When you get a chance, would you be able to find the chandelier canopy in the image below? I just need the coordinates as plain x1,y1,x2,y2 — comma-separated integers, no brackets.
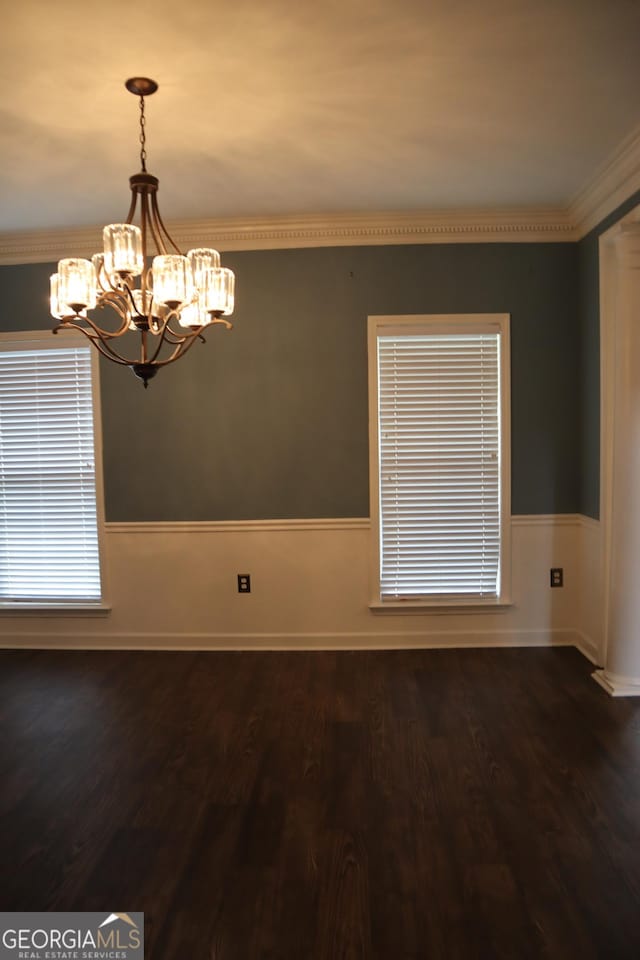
51,77,235,387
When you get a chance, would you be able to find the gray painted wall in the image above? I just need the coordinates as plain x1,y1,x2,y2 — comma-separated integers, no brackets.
0,242,579,520
578,188,640,519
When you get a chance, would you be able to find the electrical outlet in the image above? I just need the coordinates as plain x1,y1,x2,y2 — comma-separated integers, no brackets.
550,568,563,588
237,574,251,593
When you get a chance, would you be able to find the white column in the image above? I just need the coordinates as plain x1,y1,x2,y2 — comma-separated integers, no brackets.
594,223,640,696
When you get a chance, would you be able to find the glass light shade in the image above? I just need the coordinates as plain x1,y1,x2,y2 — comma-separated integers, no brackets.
152,255,192,307
201,266,235,316
50,273,87,319
178,301,211,328
50,273,64,319
103,224,143,277
187,247,221,289
50,273,67,319
57,258,96,311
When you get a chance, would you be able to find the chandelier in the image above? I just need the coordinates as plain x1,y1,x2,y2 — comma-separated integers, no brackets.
50,78,235,387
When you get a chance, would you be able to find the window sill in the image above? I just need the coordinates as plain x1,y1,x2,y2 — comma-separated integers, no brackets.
369,598,513,615
0,603,111,617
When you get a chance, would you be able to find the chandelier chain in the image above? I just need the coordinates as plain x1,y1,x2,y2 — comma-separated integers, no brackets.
138,96,147,172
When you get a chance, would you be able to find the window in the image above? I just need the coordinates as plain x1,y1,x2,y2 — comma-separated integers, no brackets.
0,332,105,608
368,314,511,607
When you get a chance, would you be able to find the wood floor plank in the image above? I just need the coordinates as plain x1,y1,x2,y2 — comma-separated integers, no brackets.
1,646,640,958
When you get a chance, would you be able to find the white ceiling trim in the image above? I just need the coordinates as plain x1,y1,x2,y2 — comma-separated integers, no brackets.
569,122,640,238
0,209,577,265
1,127,639,266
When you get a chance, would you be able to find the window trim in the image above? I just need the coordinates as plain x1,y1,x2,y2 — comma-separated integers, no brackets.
0,330,110,613
367,314,511,611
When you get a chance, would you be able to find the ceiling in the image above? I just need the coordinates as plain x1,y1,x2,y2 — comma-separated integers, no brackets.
1,0,639,234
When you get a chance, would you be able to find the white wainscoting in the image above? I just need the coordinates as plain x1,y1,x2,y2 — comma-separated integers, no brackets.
0,515,601,653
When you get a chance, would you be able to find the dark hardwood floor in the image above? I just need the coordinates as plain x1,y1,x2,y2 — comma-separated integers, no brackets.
1,646,639,958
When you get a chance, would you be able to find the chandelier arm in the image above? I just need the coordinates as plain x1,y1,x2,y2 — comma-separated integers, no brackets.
167,321,215,343
95,292,135,335
161,324,197,345
145,330,168,364
124,188,137,226
85,336,137,367
139,190,167,318
139,188,150,262
53,321,133,366
145,318,193,364
146,192,168,256
151,193,182,255
122,281,140,318
94,259,109,294
163,330,205,350
140,265,154,324
146,331,204,368
159,317,231,346
99,283,136,324
161,311,195,341
72,306,130,342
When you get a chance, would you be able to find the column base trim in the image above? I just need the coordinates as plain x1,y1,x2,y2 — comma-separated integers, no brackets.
592,668,640,697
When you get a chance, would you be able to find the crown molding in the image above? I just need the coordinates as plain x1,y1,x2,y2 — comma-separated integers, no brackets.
2,125,639,266
0,208,577,266
569,122,640,238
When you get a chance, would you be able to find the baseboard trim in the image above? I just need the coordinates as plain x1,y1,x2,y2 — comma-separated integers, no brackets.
574,632,602,666
592,668,640,697
0,628,582,652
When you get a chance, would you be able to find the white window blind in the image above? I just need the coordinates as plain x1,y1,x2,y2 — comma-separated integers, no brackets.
376,328,502,600
0,343,102,602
